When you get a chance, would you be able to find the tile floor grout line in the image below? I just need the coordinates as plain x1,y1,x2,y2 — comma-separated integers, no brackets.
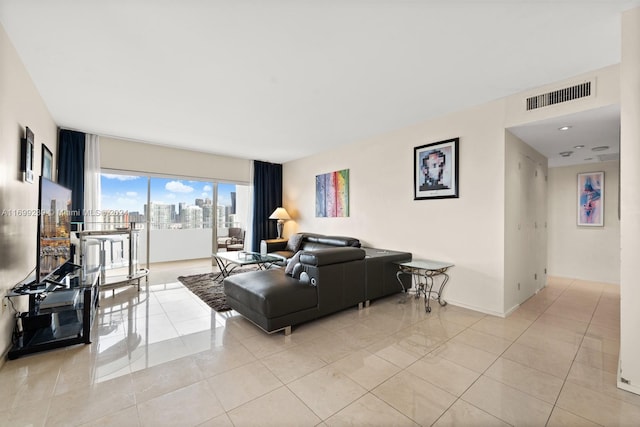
5,273,626,426
439,279,572,427
544,281,610,427
401,295,536,427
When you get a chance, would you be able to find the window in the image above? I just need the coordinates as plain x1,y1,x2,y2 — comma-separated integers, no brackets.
100,171,249,262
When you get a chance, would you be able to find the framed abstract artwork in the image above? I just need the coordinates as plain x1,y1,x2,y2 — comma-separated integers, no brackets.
316,169,349,217
414,137,459,200
577,171,604,227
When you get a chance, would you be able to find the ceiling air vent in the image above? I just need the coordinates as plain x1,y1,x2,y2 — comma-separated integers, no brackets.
526,81,592,111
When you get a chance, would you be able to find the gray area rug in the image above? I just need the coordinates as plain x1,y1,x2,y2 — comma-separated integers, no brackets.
178,267,255,312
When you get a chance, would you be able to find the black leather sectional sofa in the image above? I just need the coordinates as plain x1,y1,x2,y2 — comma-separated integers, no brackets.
260,233,362,265
223,233,411,334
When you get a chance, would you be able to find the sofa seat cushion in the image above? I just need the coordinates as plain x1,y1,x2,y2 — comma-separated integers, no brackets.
224,269,317,318
269,250,294,263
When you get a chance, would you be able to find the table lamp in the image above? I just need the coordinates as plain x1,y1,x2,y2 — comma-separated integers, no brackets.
269,207,291,239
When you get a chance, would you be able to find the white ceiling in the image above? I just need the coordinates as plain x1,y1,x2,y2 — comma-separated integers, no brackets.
0,1,636,165
508,105,621,168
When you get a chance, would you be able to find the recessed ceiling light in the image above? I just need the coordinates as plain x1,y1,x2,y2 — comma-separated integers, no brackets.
574,145,584,149
558,126,572,131
592,146,609,152
559,151,573,157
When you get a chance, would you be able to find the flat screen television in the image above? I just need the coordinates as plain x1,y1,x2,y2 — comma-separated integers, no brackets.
37,177,73,282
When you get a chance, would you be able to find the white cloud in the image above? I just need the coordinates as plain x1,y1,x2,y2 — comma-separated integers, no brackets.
116,197,138,206
126,191,138,197
166,194,176,200
102,173,140,181
165,181,194,193
203,184,212,192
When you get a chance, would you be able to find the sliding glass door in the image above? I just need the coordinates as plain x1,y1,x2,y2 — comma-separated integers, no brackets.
100,171,249,263
216,183,250,252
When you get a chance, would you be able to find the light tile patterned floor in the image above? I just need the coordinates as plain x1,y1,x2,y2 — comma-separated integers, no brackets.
1,259,635,426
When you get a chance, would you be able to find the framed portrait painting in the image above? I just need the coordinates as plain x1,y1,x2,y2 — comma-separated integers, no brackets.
414,137,459,200
577,171,604,226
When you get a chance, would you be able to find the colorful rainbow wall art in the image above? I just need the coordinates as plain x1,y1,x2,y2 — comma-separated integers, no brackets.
315,169,349,217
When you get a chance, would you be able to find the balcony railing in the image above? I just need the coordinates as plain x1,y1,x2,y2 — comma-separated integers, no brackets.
77,221,244,264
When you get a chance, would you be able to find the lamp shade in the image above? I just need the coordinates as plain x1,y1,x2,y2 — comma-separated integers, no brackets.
269,207,291,220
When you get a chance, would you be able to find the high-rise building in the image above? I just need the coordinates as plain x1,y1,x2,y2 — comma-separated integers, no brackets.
101,210,129,229
228,213,239,228
182,205,203,229
217,205,227,228
128,211,145,226
202,205,213,228
146,202,173,229
231,191,236,214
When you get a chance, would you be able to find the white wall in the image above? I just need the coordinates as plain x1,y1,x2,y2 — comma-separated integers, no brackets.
284,100,509,316
547,161,620,284
0,24,58,362
100,136,253,263
283,64,621,317
149,229,212,263
504,64,620,128
100,136,252,184
619,6,640,396
504,131,548,314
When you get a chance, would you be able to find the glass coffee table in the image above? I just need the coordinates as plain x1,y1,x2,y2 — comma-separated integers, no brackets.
212,251,281,280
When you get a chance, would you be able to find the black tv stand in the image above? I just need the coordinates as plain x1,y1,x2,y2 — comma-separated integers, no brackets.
5,262,100,359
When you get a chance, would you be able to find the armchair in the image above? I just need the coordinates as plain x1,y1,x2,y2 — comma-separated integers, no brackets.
226,227,245,251
218,227,245,251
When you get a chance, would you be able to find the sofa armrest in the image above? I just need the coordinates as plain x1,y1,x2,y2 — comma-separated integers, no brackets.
297,248,366,313
261,238,288,255
300,247,365,266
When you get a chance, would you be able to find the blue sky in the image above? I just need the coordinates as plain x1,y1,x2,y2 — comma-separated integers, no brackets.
101,173,235,212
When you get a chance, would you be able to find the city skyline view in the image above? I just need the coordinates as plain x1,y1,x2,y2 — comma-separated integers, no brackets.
101,173,237,214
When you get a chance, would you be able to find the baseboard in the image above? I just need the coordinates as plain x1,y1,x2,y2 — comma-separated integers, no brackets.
444,298,508,318
618,378,640,396
503,303,521,318
618,359,640,396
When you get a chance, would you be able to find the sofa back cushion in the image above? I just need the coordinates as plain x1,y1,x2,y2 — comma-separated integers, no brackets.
301,235,361,252
300,247,365,266
286,233,305,252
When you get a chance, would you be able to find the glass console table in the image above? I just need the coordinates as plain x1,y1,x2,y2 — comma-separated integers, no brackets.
79,228,148,293
395,259,454,313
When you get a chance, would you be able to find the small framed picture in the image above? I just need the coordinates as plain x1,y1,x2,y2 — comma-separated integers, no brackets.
577,171,604,226
414,137,459,200
21,127,35,183
42,144,53,180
